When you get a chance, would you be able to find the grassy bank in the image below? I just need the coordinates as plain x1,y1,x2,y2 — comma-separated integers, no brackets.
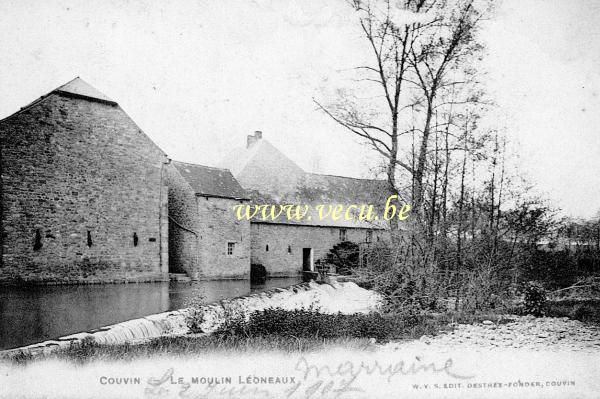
9,335,375,365
7,308,515,365
7,299,598,366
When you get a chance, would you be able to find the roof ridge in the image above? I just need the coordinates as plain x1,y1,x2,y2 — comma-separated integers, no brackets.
172,160,232,172
307,172,386,182
52,77,116,105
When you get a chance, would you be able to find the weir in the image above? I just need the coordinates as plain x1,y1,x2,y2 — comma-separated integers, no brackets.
0,281,382,360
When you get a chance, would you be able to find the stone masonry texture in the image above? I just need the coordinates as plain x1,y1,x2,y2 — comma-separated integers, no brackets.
165,163,250,279
251,223,385,277
164,163,200,277
0,93,169,284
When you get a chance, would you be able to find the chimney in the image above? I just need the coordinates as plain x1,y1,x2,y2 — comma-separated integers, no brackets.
246,131,263,149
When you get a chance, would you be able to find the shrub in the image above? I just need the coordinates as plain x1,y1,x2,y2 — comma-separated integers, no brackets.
523,282,547,316
212,307,443,343
325,241,360,275
186,308,205,333
184,288,206,333
545,299,600,324
219,308,380,339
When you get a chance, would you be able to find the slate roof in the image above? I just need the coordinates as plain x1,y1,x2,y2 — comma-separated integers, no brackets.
220,135,391,229
218,138,305,200
172,161,249,200
299,173,389,205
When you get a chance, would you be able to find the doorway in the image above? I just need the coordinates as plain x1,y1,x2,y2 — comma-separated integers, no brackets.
302,248,313,272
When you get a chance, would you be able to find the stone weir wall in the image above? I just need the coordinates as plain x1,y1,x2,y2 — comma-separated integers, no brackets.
0,281,382,360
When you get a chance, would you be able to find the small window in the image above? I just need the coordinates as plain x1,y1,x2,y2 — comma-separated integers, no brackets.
227,242,235,255
265,244,269,252
366,230,373,243
288,245,292,254
339,228,347,241
33,229,43,251
133,232,139,247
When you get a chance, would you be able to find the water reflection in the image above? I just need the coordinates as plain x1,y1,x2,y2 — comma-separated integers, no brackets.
0,277,300,350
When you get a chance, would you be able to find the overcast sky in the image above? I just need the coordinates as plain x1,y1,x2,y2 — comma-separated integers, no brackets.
1,0,599,218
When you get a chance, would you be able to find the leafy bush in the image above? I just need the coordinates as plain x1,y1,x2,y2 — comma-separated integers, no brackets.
545,299,600,324
186,308,205,333
352,240,443,313
523,282,547,316
184,288,206,332
214,308,388,341
211,307,443,343
324,241,360,275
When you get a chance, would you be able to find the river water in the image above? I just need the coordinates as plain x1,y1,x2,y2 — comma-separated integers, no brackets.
0,277,300,350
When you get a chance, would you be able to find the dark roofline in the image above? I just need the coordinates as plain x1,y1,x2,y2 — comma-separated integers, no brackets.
251,220,387,230
196,193,250,201
172,160,232,173
0,87,168,160
53,90,118,106
0,80,118,123
172,159,250,200
0,94,52,123
307,172,387,183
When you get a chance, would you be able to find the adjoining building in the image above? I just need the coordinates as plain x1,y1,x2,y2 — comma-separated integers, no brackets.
0,78,390,284
165,161,250,280
220,131,390,277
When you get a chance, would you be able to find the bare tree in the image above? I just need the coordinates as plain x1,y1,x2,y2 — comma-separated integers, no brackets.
315,0,490,233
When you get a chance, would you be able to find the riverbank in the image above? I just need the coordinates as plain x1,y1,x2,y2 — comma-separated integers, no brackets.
3,281,600,398
1,317,599,399
0,277,301,350
0,280,382,359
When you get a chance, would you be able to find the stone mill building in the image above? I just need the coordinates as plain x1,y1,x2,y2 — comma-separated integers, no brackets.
220,131,389,277
0,78,389,284
0,78,169,283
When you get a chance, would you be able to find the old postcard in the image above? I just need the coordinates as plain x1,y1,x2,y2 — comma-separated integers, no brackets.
0,1,599,398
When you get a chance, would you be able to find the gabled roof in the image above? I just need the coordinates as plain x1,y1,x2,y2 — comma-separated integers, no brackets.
219,133,391,229
218,137,305,200
247,173,389,229
53,77,117,105
299,173,389,205
172,161,249,200
0,77,118,123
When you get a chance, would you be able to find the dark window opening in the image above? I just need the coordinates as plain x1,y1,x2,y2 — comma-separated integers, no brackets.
288,245,292,254
148,237,156,242
133,232,139,247
265,244,269,252
87,231,93,247
33,229,42,251
339,228,347,241
227,242,235,255
366,230,373,243
302,248,313,272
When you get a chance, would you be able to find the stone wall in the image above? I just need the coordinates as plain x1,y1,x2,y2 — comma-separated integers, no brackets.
164,163,200,276
250,222,386,277
0,93,169,283
165,165,250,279
197,196,250,279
